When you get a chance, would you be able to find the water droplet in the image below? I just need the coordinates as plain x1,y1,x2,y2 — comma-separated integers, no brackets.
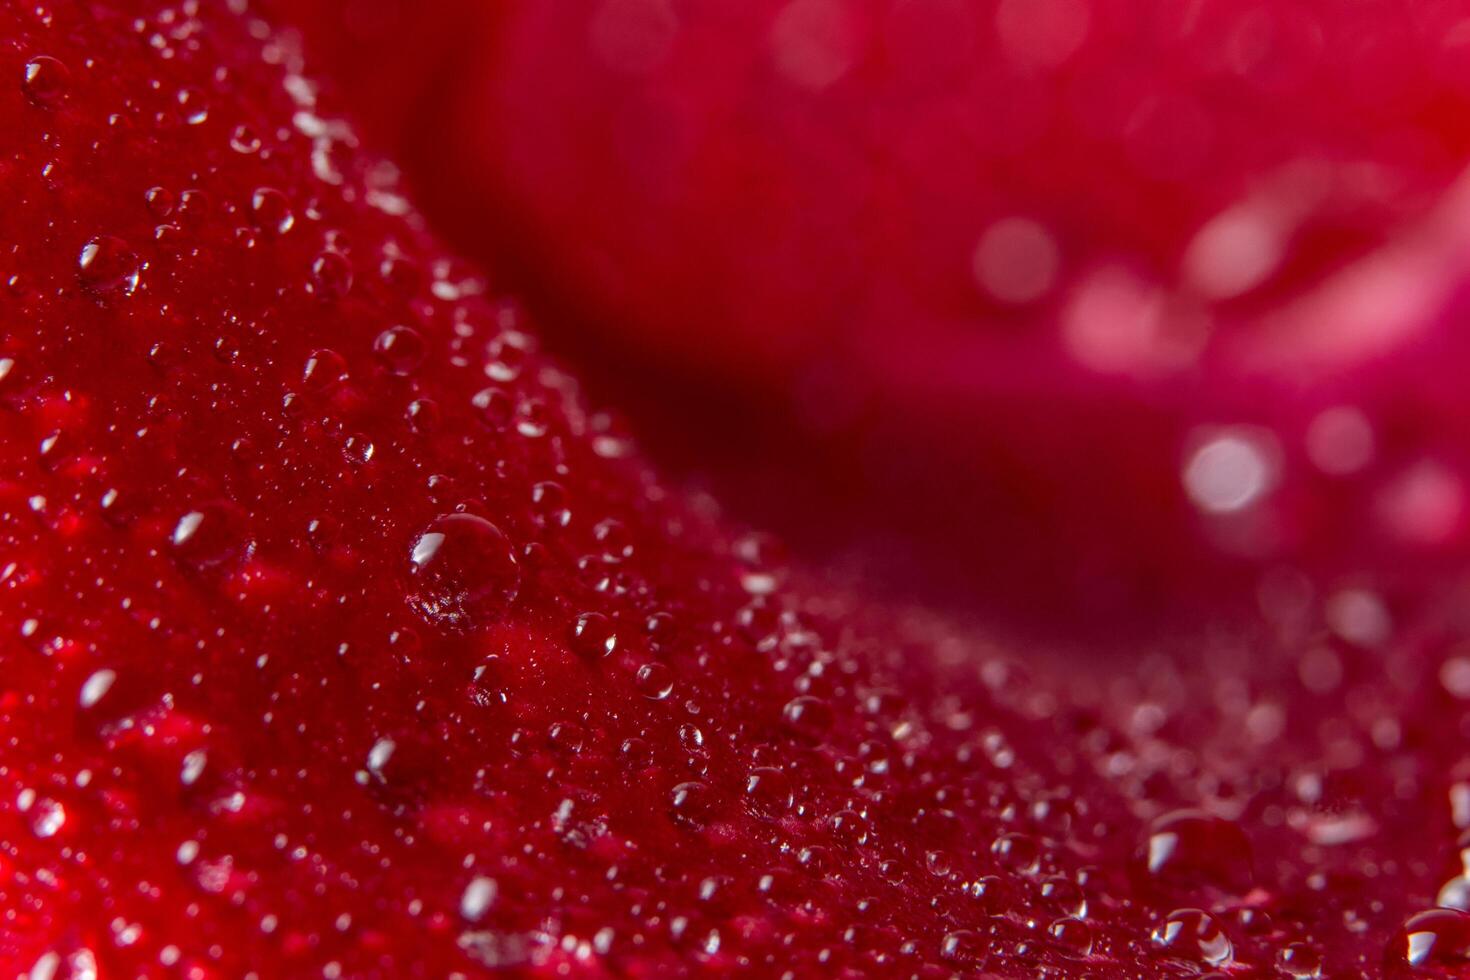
1277,941,1323,977
405,515,520,631
171,503,247,570
77,236,139,297
991,832,1040,875
669,781,716,829
341,433,374,466
569,612,616,658
1141,810,1253,894
1151,909,1233,966
373,325,426,375
473,387,513,427
531,481,571,531
485,334,528,382
593,519,633,562
782,695,834,740
176,86,208,124
827,808,868,846
939,929,986,967
1438,875,1470,911
406,398,440,433
21,55,69,107
1038,875,1087,917
634,662,674,700
249,188,294,236
1047,917,1093,957
302,349,347,390
744,767,793,818
1387,909,1470,970
144,186,175,218
309,250,353,300
230,124,262,154
968,875,1011,914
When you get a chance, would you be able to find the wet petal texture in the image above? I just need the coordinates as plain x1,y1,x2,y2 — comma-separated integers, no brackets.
3,3,1470,978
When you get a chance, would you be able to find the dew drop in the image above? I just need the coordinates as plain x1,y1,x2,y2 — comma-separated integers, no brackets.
405,514,520,631
302,349,348,390
1141,810,1253,894
669,780,716,829
1047,917,1093,957
176,86,208,124
230,124,262,154
22,55,69,107
171,503,247,570
249,188,294,236
569,612,617,658
406,398,440,434
634,662,674,700
1387,909,1470,970
531,481,571,531
309,250,353,300
1151,909,1233,966
781,695,834,740
939,929,986,967
744,767,793,818
1277,941,1323,977
991,832,1040,875
77,236,139,298
373,325,426,375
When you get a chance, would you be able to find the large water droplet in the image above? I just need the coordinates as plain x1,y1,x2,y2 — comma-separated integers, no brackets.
171,503,248,570
1387,909,1470,971
77,236,139,298
249,188,294,236
1151,909,1233,966
1140,809,1253,894
405,514,520,631
22,55,69,107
